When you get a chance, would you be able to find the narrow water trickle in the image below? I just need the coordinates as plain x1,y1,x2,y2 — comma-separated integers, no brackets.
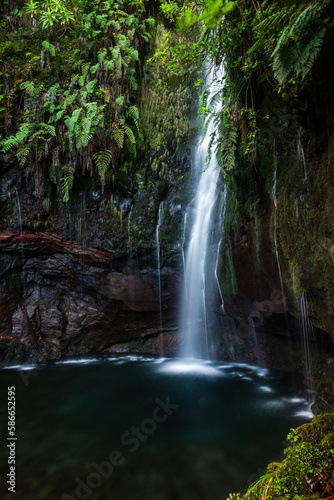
156,202,164,340
13,187,25,291
181,66,224,359
214,191,227,315
299,293,315,397
272,142,285,295
297,129,307,182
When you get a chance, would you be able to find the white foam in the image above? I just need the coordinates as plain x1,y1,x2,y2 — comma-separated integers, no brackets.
159,359,223,376
3,364,38,370
285,397,305,404
259,386,274,393
55,358,98,365
294,410,313,419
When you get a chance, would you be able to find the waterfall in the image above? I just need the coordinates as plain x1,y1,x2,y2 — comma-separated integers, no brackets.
156,202,164,338
181,66,224,359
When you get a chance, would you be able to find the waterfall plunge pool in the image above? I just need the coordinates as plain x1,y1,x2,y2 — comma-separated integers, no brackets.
0,355,313,500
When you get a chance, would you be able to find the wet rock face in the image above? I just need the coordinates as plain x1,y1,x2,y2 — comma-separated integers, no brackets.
0,232,182,365
108,267,181,311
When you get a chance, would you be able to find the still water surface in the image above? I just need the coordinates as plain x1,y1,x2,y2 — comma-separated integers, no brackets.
0,356,312,500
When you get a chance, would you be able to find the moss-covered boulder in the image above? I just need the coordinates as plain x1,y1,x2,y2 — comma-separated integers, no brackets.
228,414,334,500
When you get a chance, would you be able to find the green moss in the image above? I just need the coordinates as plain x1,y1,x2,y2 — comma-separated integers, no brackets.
276,129,334,321
312,367,334,415
228,414,334,500
140,23,198,155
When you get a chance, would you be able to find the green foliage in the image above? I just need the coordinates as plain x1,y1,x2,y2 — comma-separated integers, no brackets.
60,164,75,202
25,0,75,29
93,149,112,192
216,109,238,173
228,414,334,500
272,0,332,82
41,40,55,57
171,0,333,175
0,0,155,201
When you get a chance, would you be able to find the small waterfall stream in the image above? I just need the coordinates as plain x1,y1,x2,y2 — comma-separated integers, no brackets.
156,202,164,338
13,188,25,288
299,293,315,397
297,129,307,182
272,141,285,295
214,190,227,315
181,66,224,359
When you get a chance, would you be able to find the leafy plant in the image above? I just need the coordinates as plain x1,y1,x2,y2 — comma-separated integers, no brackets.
94,149,112,192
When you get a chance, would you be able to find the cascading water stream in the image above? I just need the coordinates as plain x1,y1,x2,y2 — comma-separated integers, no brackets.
299,293,315,398
181,66,224,359
156,202,164,340
214,191,227,315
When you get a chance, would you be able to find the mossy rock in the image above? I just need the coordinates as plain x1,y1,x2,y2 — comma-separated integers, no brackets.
312,366,334,415
228,414,334,500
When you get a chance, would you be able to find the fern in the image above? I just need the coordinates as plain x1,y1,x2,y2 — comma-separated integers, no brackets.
17,144,30,166
104,59,114,71
90,63,100,74
60,164,75,203
272,0,331,82
94,149,112,191
112,124,124,148
129,75,137,90
123,124,136,144
98,49,107,63
78,63,90,87
125,136,136,157
111,46,120,60
86,79,97,95
216,110,237,173
128,105,139,121
116,95,125,107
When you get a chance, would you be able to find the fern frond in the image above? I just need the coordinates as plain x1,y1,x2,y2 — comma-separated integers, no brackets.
98,49,107,63
129,75,137,90
272,0,331,82
93,149,112,191
61,164,75,202
125,136,136,157
112,125,124,148
124,124,136,144
128,105,139,121
17,144,30,166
